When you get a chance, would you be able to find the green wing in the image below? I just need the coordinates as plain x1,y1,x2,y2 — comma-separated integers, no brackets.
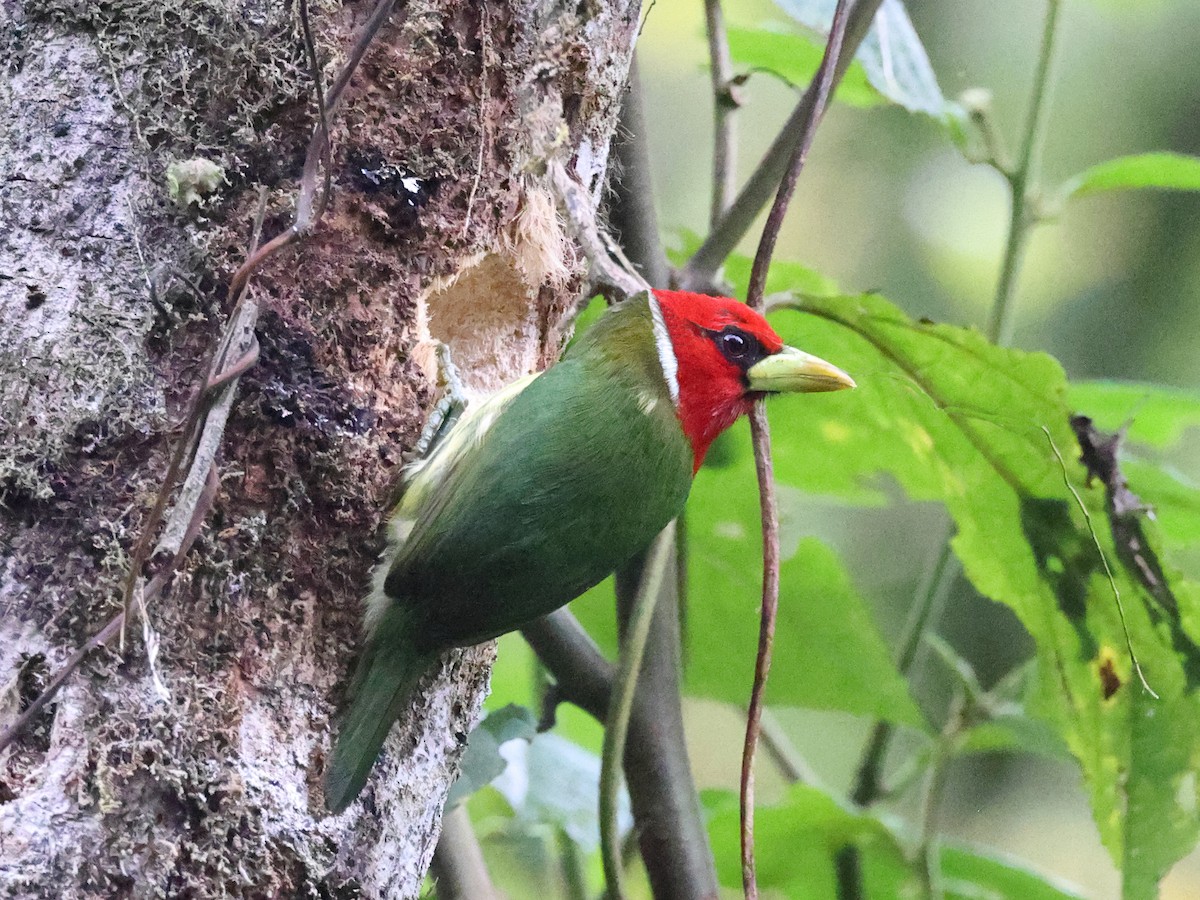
379,313,692,649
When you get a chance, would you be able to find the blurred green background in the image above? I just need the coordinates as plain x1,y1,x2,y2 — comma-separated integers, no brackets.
468,1,1200,897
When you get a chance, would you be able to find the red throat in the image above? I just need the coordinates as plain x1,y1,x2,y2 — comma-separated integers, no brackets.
652,290,784,473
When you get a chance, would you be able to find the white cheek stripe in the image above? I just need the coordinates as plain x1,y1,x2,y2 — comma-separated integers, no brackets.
648,294,680,406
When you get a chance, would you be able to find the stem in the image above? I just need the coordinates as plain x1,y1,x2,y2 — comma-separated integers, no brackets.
680,0,884,292
601,526,673,900
739,6,853,897
915,698,966,900
430,804,499,900
676,511,691,672
740,405,782,900
704,0,738,226
760,708,821,787
987,0,1062,345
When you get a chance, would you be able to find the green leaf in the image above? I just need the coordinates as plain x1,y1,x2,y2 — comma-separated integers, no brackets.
772,0,950,117
691,523,925,724
959,715,1073,760
1062,152,1200,198
742,283,1200,896
445,704,537,809
726,26,883,108
706,783,912,898
1069,380,1200,449
706,784,1083,898
940,844,1087,899
725,253,842,301
572,522,923,726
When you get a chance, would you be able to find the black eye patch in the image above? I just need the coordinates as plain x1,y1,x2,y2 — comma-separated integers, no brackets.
708,325,769,371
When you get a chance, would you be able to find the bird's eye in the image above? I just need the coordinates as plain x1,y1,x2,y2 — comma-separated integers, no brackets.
720,328,751,360
707,325,767,370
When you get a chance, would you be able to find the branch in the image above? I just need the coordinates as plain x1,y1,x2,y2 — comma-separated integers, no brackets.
522,599,720,900
607,55,669,289
551,162,650,303
679,0,883,292
704,0,739,226
614,549,719,900
522,611,614,722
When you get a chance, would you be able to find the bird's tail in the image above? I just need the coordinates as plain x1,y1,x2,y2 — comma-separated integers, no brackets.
324,606,436,813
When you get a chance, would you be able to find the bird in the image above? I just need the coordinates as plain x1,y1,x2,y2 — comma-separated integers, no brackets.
323,288,855,813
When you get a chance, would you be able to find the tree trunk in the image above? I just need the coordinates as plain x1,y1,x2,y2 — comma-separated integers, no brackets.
0,1,639,896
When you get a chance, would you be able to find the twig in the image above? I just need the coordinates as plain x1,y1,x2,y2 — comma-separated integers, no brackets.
157,303,259,556
704,0,739,226
0,475,217,756
914,696,963,900
297,0,333,227
738,406,778,900
0,613,125,755
522,611,614,721
739,3,852,897
615,547,719,899
847,540,955,810
600,525,673,900
679,0,883,292
523,603,720,899
550,162,649,303
759,708,821,787
117,191,268,649
429,804,499,900
675,512,690,671
461,5,489,238
228,0,401,295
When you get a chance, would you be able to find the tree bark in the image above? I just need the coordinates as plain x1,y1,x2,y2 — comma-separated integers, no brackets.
0,1,639,896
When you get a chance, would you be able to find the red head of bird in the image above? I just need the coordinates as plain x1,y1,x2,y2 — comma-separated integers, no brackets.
651,290,855,471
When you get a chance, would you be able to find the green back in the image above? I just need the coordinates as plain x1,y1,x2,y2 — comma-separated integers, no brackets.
386,297,692,649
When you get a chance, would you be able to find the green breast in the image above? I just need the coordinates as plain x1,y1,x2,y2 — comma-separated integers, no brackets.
385,298,692,649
